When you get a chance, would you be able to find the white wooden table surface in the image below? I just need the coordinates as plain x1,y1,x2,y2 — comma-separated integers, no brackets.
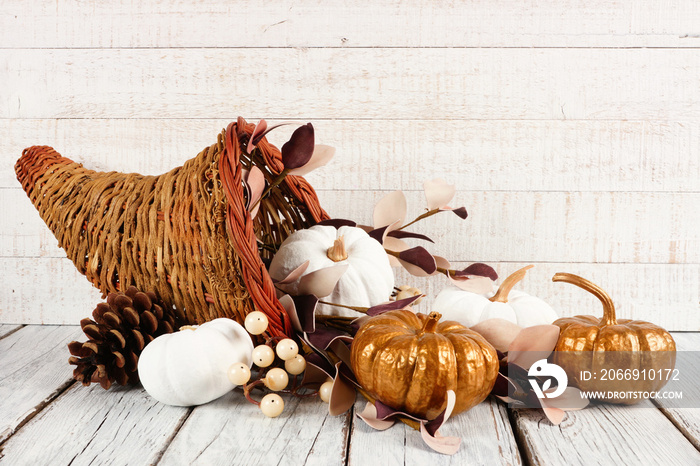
0,325,698,465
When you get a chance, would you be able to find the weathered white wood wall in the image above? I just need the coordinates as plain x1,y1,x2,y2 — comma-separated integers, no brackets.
1,1,698,329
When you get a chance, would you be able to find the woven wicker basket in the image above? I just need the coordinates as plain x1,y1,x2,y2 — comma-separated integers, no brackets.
15,118,328,337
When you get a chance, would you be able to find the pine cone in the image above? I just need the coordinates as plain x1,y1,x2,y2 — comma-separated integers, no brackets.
68,286,180,389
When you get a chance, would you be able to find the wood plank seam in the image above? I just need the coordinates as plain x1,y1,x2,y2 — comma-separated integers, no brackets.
655,405,700,452
0,325,24,341
507,407,535,466
0,379,76,452
152,407,194,465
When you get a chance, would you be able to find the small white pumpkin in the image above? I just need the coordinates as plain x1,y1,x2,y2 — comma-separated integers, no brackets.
433,265,557,328
138,318,254,406
269,225,394,317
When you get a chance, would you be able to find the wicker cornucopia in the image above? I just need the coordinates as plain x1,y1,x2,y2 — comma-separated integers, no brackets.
15,118,328,337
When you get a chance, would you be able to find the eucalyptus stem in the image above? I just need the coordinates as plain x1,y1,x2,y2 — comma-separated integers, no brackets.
396,208,440,231
318,300,368,314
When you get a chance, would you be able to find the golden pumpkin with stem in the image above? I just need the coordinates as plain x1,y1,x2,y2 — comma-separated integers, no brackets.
550,273,676,404
351,310,499,420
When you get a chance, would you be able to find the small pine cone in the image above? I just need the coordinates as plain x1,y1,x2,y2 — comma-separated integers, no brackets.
68,286,181,389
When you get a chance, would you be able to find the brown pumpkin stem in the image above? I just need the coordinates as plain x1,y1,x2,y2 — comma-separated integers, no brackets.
552,273,617,326
421,312,442,334
327,236,349,262
489,265,534,303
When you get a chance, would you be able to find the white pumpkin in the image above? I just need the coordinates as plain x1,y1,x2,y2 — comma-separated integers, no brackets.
138,318,254,406
433,265,558,328
269,225,394,317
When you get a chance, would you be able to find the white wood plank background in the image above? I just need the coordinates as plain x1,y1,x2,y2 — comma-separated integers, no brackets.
1,326,698,465
1,1,698,330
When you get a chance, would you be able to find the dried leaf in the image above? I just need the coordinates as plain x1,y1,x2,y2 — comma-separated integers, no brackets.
281,123,315,170
448,275,495,293
370,220,403,245
357,402,396,430
297,264,349,298
329,362,356,415
445,206,468,219
398,247,437,276
317,218,358,229
301,355,335,387
273,260,310,285
387,230,434,243
243,166,265,218
471,318,523,353
424,178,456,210
288,144,335,176
247,119,267,153
306,324,353,352
507,325,560,369
458,263,498,281
279,294,301,332
366,295,424,316
540,405,566,425
373,190,407,229
419,390,461,455
541,387,589,411
491,372,518,398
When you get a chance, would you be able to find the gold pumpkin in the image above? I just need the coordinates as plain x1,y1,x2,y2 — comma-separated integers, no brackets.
550,273,676,404
350,310,499,420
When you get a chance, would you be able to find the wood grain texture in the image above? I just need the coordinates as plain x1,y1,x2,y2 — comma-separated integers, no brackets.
3,0,700,48
654,333,700,450
0,325,81,443
348,397,521,465
316,190,700,265
160,390,350,465
2,259,697,330
511,402,700,465
1,258,104,324
0,384,189,465
4,188,698,264
3,118,700,192
4,48,700,120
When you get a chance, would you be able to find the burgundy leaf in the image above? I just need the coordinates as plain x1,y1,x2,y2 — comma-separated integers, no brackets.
317,218,358,229
357,402,396,431
293,295,319,333
300,355,335,387
387,230,435,243
456,263,498,281
281,123,315,170
374,400,427,423
492,373,518,398
369,225,390,244
398,247,437,275
366,295,423,316
506,361,531,381
448,206,468,219
306,324,352,351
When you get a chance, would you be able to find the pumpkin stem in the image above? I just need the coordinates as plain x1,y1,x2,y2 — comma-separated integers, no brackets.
552,273,617,326
421,312,442,334
327,236,348,262
489,265,534,303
